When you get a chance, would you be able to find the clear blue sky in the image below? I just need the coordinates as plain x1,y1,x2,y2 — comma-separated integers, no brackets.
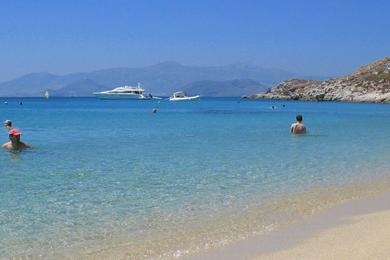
1,0,389,81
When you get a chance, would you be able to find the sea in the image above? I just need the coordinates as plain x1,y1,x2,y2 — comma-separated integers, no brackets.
1,97,390,259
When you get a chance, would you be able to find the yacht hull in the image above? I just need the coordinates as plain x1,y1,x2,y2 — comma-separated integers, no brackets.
94,93,149,100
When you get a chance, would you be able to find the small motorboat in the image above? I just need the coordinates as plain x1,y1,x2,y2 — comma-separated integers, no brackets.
169,91,200,101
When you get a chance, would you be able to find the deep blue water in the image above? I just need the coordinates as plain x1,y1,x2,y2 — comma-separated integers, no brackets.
1,97,390,258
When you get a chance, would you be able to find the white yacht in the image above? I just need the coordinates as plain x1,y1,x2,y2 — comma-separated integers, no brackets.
93,83,153,100
169,91,200,101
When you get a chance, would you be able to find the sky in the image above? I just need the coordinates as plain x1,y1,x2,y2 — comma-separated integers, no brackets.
0,0,389,81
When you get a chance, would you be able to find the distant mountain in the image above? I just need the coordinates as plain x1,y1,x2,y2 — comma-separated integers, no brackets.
183,79,268,97
0,72,59,97
50,79,107,97
0,62,322,97
245,57,390,103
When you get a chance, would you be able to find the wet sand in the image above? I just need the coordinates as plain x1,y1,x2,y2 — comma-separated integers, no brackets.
186,192,390,260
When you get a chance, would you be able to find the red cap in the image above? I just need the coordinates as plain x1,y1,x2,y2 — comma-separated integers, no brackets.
9,128,21,136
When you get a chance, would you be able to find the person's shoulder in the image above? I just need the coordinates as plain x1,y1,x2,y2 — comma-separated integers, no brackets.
2,142,12,149
21,142,30,149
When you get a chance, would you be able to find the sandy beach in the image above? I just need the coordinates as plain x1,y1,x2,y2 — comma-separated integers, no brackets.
187,192,390,260
257,210,390,260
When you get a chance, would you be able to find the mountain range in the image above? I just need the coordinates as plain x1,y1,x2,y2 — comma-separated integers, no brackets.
0,62,325,97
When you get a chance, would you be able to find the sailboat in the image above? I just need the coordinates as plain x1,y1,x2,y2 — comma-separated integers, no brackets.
44,90,49,99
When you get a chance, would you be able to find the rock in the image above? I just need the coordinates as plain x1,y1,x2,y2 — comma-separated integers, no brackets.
246,57,390,103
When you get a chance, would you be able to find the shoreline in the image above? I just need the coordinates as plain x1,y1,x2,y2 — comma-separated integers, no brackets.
186,191,390,260
21,179,390,259
242,96,390,104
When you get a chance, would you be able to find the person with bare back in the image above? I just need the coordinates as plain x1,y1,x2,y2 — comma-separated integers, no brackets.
290,115,307,134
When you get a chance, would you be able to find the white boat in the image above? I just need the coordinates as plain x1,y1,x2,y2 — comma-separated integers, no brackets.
169,91,200,101
44,90,49,99
94,83,155,100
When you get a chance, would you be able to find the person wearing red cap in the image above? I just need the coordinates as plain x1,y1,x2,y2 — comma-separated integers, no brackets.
2,128,30,150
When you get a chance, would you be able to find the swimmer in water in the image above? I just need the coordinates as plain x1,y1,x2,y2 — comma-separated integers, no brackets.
290,114,307,134
3,120,12,130
2,128,30,151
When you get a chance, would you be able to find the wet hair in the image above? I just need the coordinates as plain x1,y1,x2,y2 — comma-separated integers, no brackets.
296,115,303,122
4,120,12,127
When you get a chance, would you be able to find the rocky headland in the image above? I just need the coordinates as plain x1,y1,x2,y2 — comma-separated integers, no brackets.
245,57,390,103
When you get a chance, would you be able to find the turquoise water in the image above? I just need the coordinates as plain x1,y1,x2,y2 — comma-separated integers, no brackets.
1,97,390,258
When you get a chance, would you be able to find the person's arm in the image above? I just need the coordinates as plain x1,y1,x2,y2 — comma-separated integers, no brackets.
290,124,295,133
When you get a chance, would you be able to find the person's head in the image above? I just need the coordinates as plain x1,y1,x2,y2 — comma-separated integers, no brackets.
296,115,303,123
9,128,21,143
4,120,12,129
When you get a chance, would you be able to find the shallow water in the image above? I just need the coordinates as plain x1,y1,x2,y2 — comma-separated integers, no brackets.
1,97,390,258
